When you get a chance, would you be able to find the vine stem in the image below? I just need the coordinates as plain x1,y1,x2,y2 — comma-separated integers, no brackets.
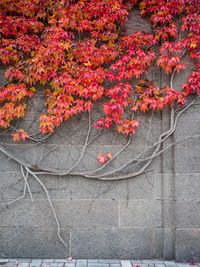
25,167,68,249
0,170,28,208
20,164,34,202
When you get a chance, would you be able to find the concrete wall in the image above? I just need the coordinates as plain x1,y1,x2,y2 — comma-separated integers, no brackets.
0,10,200,262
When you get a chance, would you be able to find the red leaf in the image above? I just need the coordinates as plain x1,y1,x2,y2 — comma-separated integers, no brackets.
107,153,112,160
98,153,107,164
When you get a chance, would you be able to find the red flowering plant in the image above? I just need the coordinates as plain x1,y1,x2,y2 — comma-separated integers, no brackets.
0,0,199,247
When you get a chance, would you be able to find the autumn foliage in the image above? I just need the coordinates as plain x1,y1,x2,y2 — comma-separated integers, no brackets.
0,0,199,141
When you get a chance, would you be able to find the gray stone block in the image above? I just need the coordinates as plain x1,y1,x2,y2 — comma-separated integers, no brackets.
70,173,156,200
0,152,20,172
0,227,70,258
162,139,174,173
174,102,200,122
19,174,71,200
176,230,200,262
163,228,175,260
71,228,153,259
31,199,118,228
153,174,163,200
0,171,25,200
70,177,126,200
54,200,118,227
175,174,200,201
0,144,35,171
153,228,163,259
162,201,175,228
34,142,162,175
173,55,194,90
174,117,200,141
119,200,162,227
175,202,200,228
0,199,33,227
174,139,200,173
34,144,82,171
125,9,152,35
0,68,7,87
127,174,156,200
46,113,89,146
162,173,175,200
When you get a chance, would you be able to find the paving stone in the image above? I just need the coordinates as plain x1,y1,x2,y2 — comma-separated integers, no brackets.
76,260,87,267
18,263,30,267
64,263,75,267
88,264,109,267
142,260,163,263
42,260,54,263
164,261,178,267
41,264,51,267
15,260,31,263
154,264,166,267
30,264,41,267
130,260,143,264
49,264,64,267
54,260,68,263
30,260,42,266
8,259,19,263
120,260,132,267
97,260,120,263
110,264,121,267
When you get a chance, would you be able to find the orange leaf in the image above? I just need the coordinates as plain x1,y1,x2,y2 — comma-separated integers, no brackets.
107,153,112,160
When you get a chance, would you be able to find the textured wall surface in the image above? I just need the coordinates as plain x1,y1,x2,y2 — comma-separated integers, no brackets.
0,11,200,262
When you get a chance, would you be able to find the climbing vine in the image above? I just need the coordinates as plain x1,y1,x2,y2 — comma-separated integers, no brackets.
0,0,200,249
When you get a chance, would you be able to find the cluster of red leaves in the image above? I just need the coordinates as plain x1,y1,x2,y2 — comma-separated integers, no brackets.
133,79,186,113
98,153,112,164
0,0,199,142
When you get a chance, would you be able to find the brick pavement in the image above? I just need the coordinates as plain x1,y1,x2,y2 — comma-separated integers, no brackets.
0,259,198,267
